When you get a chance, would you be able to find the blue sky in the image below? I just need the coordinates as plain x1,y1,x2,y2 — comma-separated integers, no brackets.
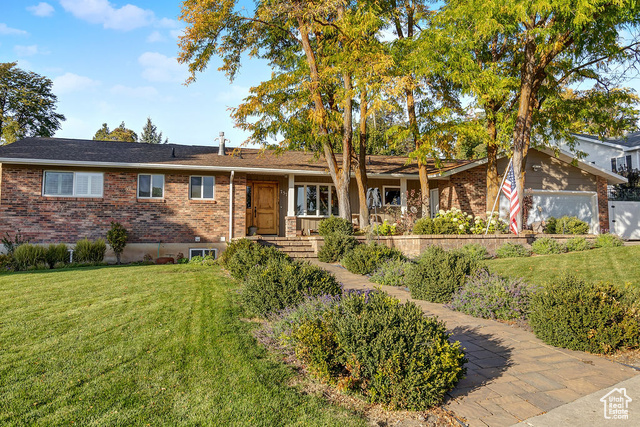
1,0,269,147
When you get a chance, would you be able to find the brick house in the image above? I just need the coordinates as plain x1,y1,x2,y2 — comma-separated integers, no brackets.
0,138,625,262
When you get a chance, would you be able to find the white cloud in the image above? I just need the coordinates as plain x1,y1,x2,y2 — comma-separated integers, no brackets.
27,2,55,17
53,72,101,94
138,52,188,83
170,29,184,40
156,18,179,29
110,84,158,99
216,85,250,102
14,45,41,57
0,23,28,36
59,0,154,31
146,30,165,43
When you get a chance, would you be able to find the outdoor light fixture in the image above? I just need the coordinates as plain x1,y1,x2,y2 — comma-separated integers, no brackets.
532,164,542,172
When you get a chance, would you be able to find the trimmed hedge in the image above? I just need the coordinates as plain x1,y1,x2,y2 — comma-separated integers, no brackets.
529,275,640,354
318,235,357,263
242,257,342,317
278,291,466,410
341,243,405,275
406,246,479,303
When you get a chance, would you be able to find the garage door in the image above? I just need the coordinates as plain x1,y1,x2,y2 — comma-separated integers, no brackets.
499,191,598,233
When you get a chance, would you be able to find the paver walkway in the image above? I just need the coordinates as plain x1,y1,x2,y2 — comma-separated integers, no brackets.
312,261,639,427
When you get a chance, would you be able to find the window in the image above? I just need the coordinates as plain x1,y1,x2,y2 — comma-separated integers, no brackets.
611,155,632,173
190,176,215,199
189,248,217,259
383,186,401,206
138,174,164,198
294,183,339,216
43,171,103,197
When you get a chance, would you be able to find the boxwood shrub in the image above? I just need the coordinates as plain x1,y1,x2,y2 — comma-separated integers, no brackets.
340,242,406,275
242,257,342,317
529,275,640,354
221,238,289,280
406,246,479,303
318,216,353,236
448,270,537,320
318,235,357,263
278,291,466,410
531,237,565,255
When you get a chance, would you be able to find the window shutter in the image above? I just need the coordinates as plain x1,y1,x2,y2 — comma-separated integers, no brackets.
626,155,632,170
611,158,617,172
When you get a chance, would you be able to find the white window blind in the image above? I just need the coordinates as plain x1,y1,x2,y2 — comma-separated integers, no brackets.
44,171,103,197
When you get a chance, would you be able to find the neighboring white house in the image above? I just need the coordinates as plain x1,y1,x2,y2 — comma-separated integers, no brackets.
559,132,640,172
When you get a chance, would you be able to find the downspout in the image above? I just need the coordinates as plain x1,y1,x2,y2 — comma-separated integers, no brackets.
229,170,235,241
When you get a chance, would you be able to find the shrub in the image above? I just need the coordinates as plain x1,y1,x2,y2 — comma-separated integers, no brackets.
331,291,466,410
470,214,509,235
555,216,590,234
594,233,624,248
543,216,557,234
242,257,342,317
45,244,69,268
341,243,405,275
406,246,479,303
370,258,413,287
13,244,47,270
1,230,29,255
529,276,640,354
448,271,537,320
565,237,592,252
413,217,434,235
106,222,128,264
372,220,397,236
318,216,353,236
0,254,15,272
221,238,289,280
531,237,565,255
458,243,489,261
432,216,462,234
496,242,530,258
189,255,204,264
318,234,357,263
74,238,106,263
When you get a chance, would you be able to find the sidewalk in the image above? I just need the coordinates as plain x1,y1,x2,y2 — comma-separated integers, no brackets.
311,261,639,427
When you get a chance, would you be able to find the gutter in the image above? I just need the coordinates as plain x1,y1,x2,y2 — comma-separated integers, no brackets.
229,170,234,242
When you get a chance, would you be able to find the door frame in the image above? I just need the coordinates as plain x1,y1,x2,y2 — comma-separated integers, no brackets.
246,180,280,236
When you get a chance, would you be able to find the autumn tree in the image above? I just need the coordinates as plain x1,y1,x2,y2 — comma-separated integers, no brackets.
0,62,65,144
93,121,138,142
178,0,391,220
140,117,168,144
428,0,640,229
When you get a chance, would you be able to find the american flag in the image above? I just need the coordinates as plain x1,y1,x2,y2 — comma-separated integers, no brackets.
501,162,520,234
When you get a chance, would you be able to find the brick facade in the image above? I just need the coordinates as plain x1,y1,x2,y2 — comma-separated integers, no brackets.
596,176,609,233
0,165,247,244
437,165,488,217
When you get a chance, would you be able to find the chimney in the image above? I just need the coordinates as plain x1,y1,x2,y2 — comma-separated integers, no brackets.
218,131,226,156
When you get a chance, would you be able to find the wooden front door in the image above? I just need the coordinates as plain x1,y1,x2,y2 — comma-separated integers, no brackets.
247,181,279,235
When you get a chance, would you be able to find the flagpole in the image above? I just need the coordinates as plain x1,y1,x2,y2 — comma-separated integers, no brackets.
485,157,513,235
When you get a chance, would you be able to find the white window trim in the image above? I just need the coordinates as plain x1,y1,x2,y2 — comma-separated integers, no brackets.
137,173,165,199
42,170,104,198
294,183,338,217
382,185,402,206
189,248,217,259
189,175,216,200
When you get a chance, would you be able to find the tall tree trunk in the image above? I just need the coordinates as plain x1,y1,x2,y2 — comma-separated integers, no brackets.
406,88,430,217
485,116,499,214
355,89,369,227
298,22,351,220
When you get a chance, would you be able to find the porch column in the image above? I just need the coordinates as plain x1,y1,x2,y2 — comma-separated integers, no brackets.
286,174,297,237
400,178,408,214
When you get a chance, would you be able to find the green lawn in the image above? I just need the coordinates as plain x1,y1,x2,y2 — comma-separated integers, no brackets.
486,245,640,285
0,265,365,426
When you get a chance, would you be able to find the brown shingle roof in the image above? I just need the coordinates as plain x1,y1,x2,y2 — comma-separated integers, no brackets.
0,137,471,176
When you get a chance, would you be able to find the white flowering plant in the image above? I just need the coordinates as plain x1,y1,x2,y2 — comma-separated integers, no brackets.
470,212,509,234
433,208,472,234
